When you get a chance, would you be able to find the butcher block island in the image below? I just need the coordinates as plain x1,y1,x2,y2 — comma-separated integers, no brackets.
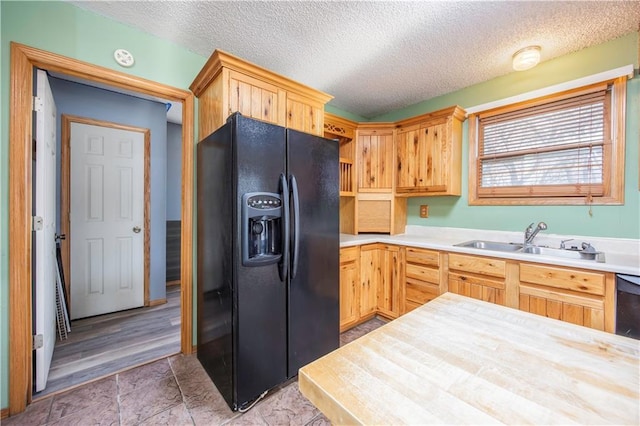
299,293,639,425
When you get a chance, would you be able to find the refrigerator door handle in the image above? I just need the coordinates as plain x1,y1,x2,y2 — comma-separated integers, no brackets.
289,174,300,280
278,173,290,282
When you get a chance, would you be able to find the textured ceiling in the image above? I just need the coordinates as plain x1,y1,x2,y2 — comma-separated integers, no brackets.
69,0,640,119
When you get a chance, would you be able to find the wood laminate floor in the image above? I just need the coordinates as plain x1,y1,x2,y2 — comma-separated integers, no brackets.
34,286,181,398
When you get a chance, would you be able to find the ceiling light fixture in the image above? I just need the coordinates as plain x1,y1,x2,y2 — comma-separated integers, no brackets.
512,45,541,71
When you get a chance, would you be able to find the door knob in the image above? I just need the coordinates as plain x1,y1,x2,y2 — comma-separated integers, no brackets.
133,226,141,233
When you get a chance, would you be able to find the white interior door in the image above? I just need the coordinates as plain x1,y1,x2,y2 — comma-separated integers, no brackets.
34,69,58,392
70,122,145,319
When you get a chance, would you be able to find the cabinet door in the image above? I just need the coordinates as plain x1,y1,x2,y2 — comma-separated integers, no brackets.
396,122,447,193
359,246,379,316
357,130,394,191
395,124,421,189
448,253,507,306
377,246,401,319
518,291,605,330
339,252,360,331
448,273,506,305
518,263,608,331
286,92,324,136
421,122,447,190
228,70,285,126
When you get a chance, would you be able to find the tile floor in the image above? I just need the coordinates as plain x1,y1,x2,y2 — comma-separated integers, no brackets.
4,318,387,426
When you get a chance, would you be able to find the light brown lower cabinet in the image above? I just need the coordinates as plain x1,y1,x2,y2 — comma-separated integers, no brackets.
518,263,615,332
447,253,510,306
358,245,378,318
341,245,615,334
403,247,444,313
375,245,403,319
339,246,360,332
340,244,404,331
360,244,402,320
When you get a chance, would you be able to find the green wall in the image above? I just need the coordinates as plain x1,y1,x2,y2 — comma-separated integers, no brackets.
1,0,638,412
371,32,639,240
325,104,368,123
0,0,207,410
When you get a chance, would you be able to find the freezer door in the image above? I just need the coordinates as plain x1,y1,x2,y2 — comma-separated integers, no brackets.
233,115,289,407
286,129,340,377
197,121,235,408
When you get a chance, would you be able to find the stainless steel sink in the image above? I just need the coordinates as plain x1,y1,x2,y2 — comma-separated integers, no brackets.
455,240,605,262
521,245,604,262
454,240,524,252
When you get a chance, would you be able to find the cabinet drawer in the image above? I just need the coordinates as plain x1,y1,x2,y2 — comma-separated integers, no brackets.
405,247,439,267
340,246,359,264
448,253,506,278
406,263,439,285
448,272,505,290
520,263,605,296
405,279,439,304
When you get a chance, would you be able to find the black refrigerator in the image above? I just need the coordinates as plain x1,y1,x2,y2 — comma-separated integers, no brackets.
197,113,339,411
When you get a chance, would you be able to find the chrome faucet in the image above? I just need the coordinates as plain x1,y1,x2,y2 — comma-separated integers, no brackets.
524,222,547,246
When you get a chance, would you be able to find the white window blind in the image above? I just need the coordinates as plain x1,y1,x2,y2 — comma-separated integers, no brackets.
476,84,611,198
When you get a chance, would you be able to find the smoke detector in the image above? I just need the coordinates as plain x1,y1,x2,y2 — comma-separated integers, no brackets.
114,49,135,68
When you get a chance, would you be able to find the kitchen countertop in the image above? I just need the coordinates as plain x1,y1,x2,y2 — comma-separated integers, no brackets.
340,225,640,275
299,293,640,425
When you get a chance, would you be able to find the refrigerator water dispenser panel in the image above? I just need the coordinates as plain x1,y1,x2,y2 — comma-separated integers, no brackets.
242,192,283,266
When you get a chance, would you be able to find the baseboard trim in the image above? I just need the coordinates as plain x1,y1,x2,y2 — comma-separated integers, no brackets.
166,280,181,287
148,298,167,307
1,407,9,419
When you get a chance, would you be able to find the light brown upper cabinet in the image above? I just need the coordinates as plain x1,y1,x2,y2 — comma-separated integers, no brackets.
191,49,333,140
325,113,359,235
395,105,465,196
356,124,395,192
324,113,358,196
285,91,325,136
354,124,406,235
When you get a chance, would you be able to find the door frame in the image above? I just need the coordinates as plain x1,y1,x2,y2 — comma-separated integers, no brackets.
61,115,151,310
8,42,195,415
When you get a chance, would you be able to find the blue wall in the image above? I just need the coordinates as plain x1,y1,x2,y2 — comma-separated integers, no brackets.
166,122,182,221
49,77,168,302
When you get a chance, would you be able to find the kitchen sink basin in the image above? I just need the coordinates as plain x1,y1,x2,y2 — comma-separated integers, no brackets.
455,240,605,262
520,245,603,261
454,240,524,252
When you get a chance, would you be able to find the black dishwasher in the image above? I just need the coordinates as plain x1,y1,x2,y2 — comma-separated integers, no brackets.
616,274,640,340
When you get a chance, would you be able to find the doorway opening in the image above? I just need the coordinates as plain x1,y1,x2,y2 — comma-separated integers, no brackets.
9,42,194,415
35,109,176,397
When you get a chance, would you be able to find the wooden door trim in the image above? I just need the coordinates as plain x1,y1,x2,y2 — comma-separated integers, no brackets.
8,42,194,415
61,115,151,310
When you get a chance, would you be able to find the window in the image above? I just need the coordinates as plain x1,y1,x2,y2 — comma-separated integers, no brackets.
468,77,627,205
